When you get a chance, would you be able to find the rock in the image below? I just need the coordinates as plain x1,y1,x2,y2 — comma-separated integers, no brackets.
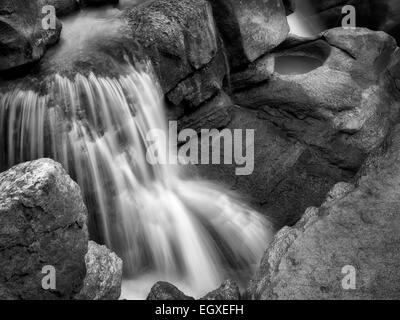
233,28,400,171
177,90,233,132
0,0,62,71
250,125,400,299
80,0,119,7
44,0,79,16
323,182,355,204
147,282,194,300
125,0,219,93
208,0,289,68
282,0,296,15
75,241,123,300
166,49,228,112
298,0,400,43
0,158,88,299
201,280,240,300
191,106,353,228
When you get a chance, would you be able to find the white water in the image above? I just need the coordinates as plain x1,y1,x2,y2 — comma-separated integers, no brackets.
0,66,272,299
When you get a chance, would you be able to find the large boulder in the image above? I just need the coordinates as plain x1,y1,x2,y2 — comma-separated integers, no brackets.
0,159,88,300
249,124,400,299
125,0,220,93
0,0,62,71
75,241,123,300
208,0,289,69
192,28,400,229
233,28,400,171
147,282,194,300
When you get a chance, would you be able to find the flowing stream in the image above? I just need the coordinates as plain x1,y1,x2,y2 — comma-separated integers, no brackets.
0,66,271,298
0,2,272,299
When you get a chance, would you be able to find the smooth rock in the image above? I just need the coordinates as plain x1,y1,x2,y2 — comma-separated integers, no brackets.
233,28,400,171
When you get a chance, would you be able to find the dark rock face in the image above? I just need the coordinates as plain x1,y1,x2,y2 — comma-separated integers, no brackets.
75,241,123,300
0,159,88,300
298,0,400,43
201,280,240,300
282,0,296,15
208,0,289,69
0,0,62,71
147,282,194,300
249,125,400,299
80,0,119,7
44,0,79,16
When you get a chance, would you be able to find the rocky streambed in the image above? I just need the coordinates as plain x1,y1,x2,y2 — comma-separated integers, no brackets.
1,0,400,300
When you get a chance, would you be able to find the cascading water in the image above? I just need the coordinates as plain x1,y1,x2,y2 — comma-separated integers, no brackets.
0,64,272,299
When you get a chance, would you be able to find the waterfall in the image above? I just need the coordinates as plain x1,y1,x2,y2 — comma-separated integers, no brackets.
0,65,272,298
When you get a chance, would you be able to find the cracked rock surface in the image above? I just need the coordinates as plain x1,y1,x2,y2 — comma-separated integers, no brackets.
0,158,88,299
249,125,400,299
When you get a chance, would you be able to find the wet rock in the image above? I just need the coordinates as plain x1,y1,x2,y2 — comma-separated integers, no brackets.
192,106,353,228
201,280,240,300
44,0,79,16
125,0,219,93
0,158,88,299
166,50,228,112
250,125,400,299
233,28,400,171
147,282,194,300
208,0,289,68
75,241,123,300
177,90,233,132
0,0,62,71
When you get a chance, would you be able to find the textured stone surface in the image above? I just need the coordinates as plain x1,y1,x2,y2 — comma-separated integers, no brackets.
201,280,241,300
147,282,194,300
0,0,62,71
299,0,400,42
233,28,400,171
208,0,289,68
250,126,400,299
125,0,219,93
75,241,123,300
192,106,353,228
0,159,88,299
